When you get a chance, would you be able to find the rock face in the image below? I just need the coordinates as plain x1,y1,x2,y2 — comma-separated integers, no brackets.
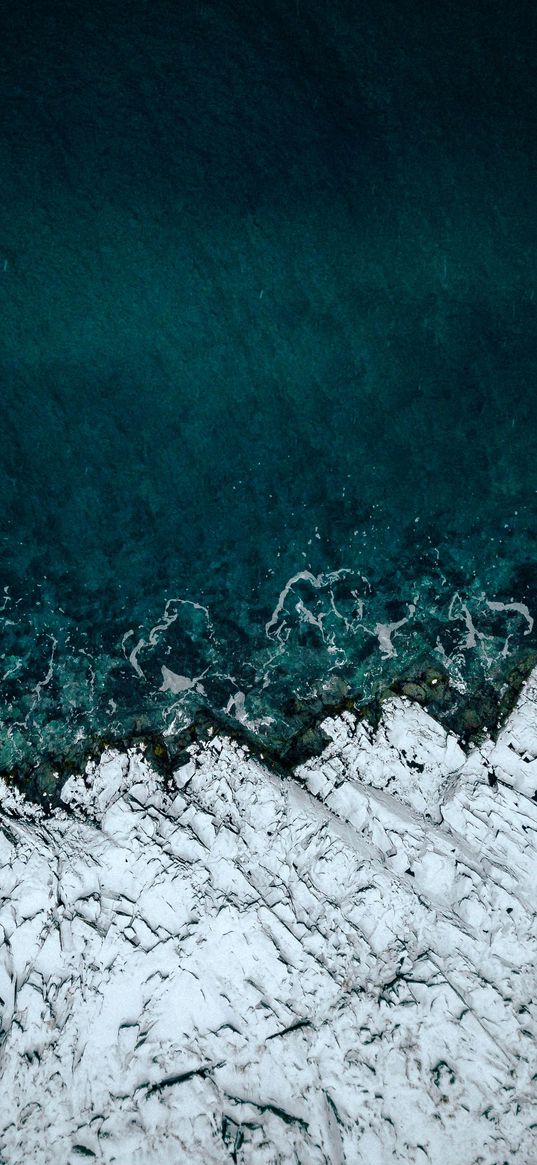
1,678,537,1163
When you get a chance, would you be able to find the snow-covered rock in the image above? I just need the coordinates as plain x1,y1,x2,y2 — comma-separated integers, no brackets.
1,679,537,1163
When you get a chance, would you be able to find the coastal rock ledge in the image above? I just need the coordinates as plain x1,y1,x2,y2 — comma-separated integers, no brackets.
1,675,537,1164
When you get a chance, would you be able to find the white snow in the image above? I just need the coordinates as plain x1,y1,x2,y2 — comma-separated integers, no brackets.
1,674,537,1162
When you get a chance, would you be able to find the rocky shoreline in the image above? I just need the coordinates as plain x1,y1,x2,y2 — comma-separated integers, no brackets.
1,666,537,1161
4,648,536,814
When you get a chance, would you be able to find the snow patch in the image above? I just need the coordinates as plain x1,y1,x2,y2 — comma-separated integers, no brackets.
2,674,537,1162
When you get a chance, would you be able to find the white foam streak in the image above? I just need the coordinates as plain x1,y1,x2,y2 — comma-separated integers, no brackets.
122,598,214,681
448,593,482,650
160,665,208,695
265,568,351,640
486,599,534,635
375,603,416,659
32,635,57,706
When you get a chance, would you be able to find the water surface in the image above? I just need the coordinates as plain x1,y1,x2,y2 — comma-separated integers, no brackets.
1,0,537,775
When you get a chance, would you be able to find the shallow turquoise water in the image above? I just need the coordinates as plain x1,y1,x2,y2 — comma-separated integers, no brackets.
1,0,537,773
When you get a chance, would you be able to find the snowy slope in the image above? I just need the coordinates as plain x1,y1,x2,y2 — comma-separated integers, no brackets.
1,676,537,1163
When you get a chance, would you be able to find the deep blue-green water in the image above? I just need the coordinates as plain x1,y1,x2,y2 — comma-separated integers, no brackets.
1,0,537,775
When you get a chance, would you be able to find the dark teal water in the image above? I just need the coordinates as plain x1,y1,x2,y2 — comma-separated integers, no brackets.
1,0,537,774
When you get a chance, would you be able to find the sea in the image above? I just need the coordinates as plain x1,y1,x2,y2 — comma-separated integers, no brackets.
1,0,537,787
